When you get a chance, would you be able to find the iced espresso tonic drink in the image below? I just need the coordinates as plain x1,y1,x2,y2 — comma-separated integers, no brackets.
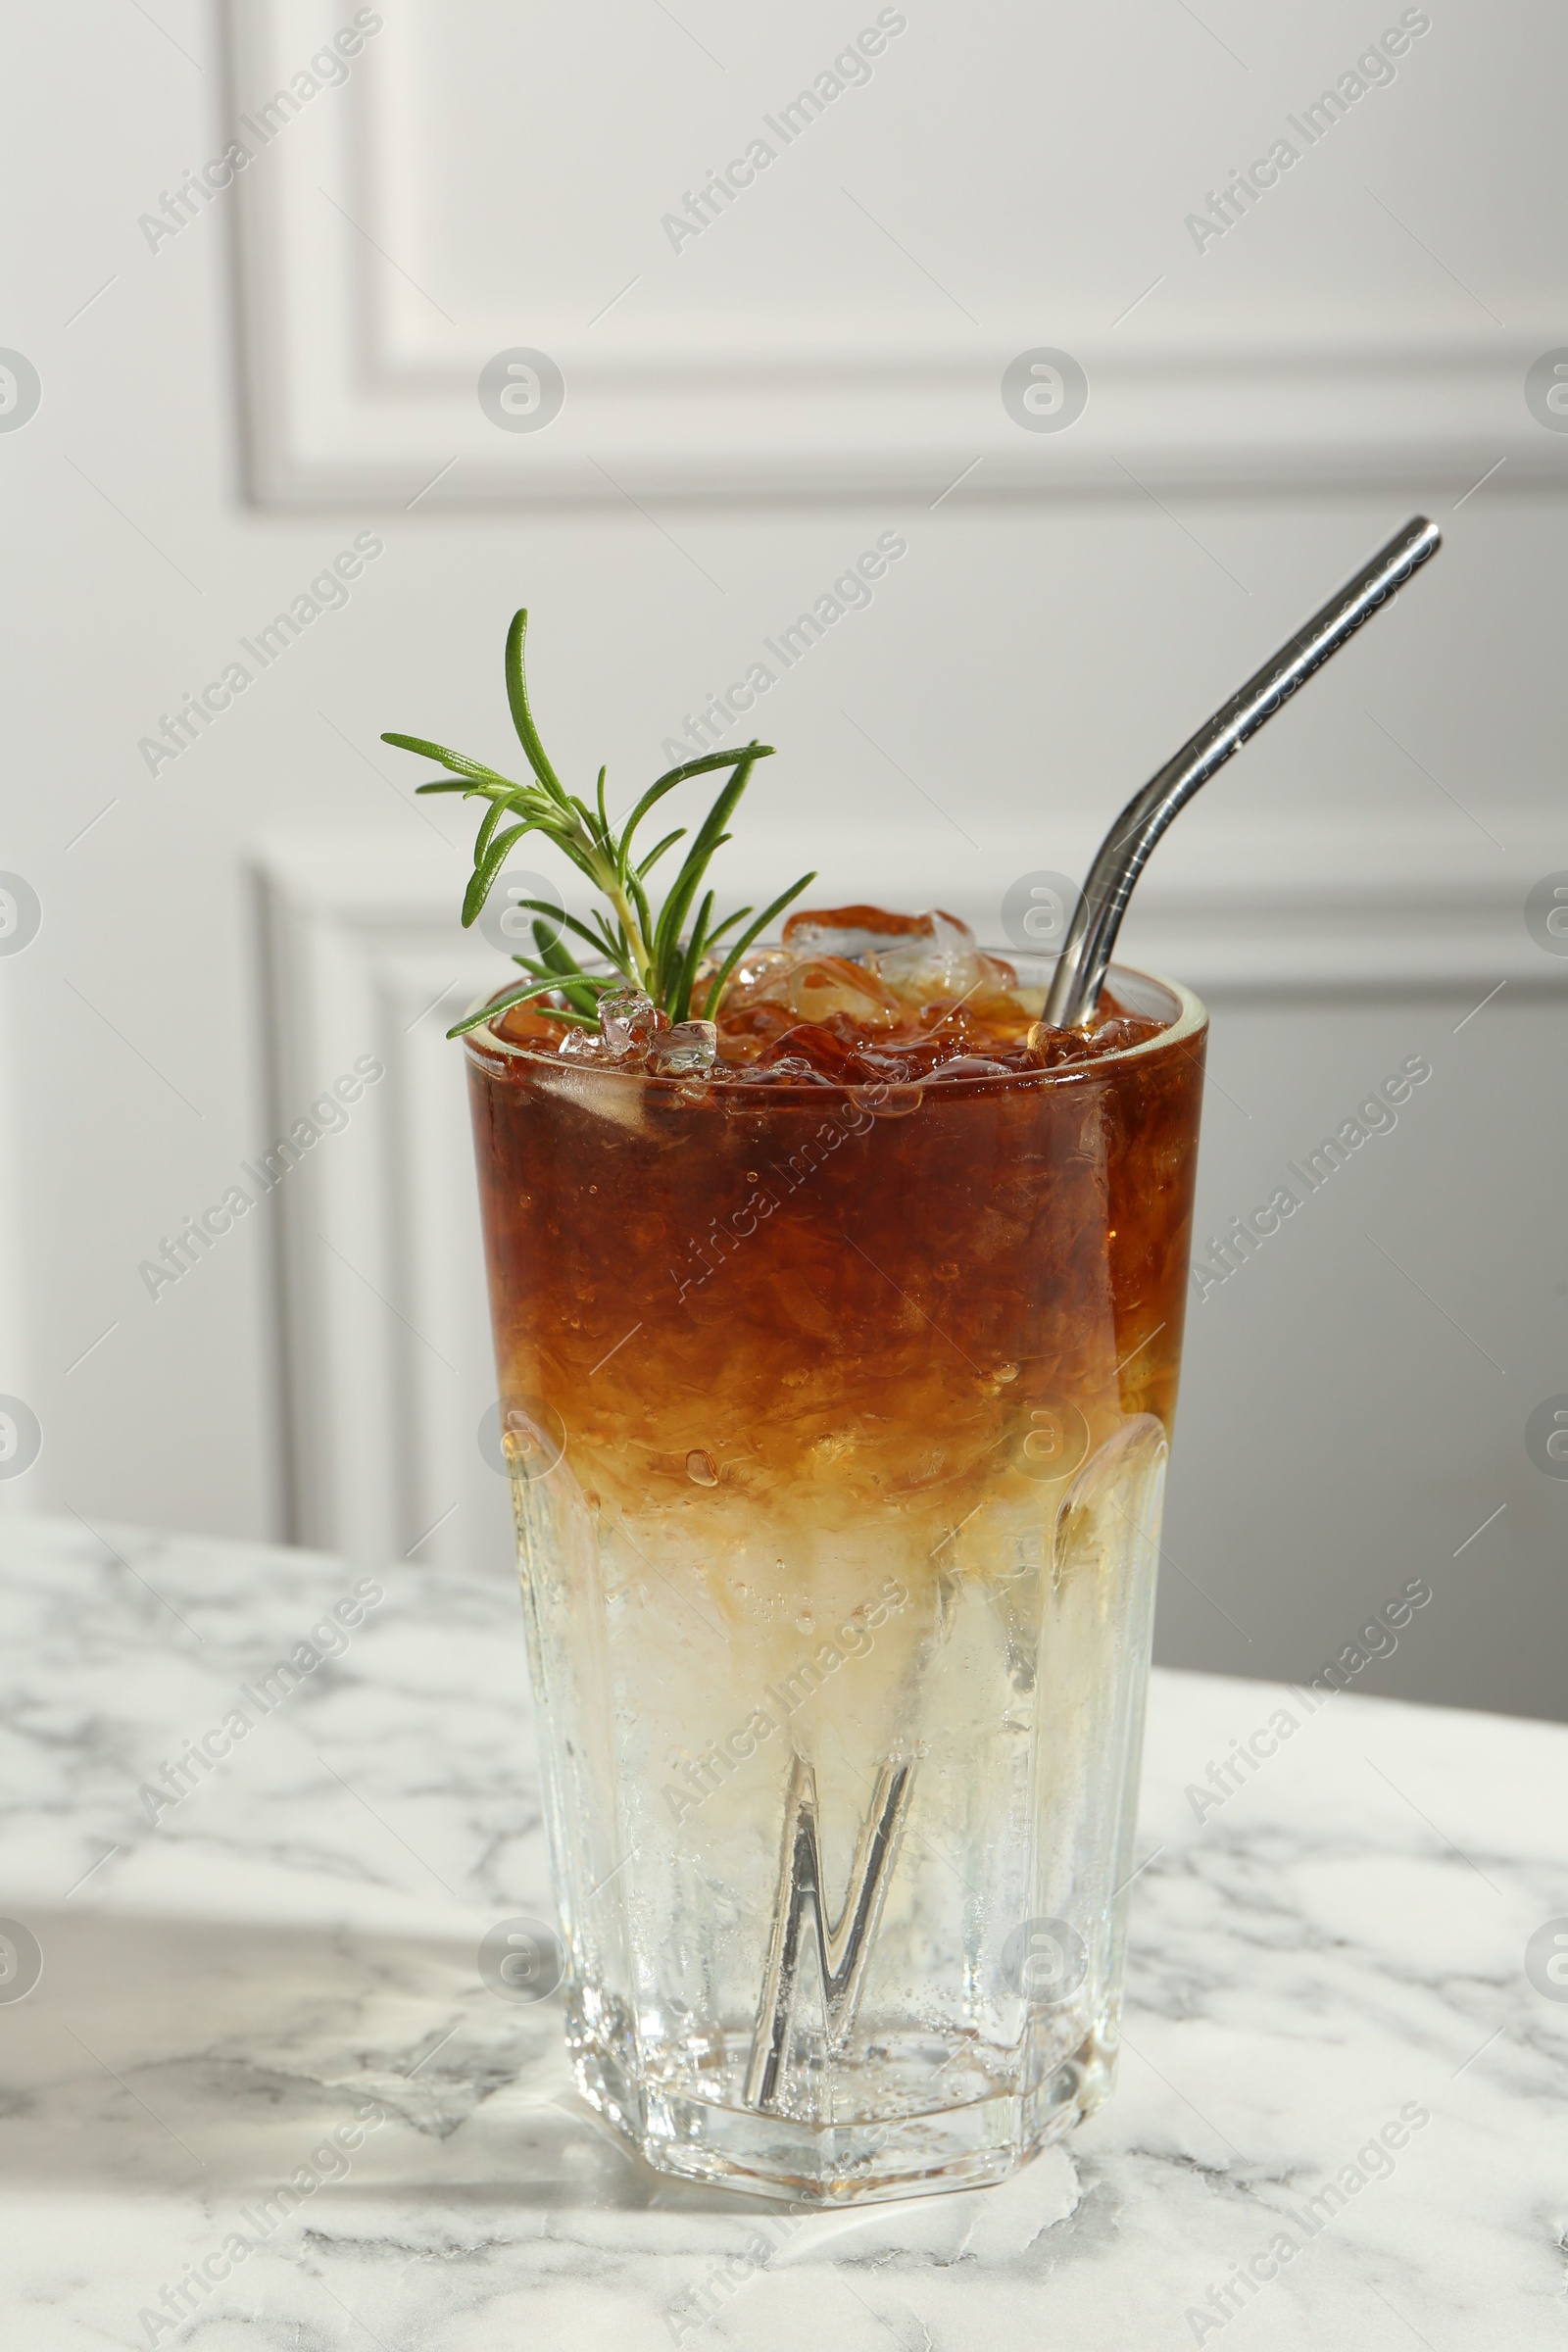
465,906,1206,2202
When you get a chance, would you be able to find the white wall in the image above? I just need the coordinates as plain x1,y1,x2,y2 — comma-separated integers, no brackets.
2,0,1563,1718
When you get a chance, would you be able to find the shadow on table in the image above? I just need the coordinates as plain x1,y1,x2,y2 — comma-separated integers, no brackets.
0,1905,762,2213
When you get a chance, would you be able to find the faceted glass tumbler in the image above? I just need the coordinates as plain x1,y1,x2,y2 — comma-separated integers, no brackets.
465,959,1206,2203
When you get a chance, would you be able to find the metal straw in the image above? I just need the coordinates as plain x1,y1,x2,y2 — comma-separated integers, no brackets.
745,1753,914,2113
1044,514,1443,1030
741,518,1442,2116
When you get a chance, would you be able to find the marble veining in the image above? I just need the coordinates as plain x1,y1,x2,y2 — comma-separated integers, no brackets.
0,1511,1562,2350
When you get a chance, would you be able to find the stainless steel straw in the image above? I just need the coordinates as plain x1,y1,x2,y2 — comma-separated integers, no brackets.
743,516,1442,2118
1044,514,1443,1030
745,1754,914,2113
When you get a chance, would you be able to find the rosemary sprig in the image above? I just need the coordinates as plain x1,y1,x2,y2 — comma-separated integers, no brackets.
382,611,814,1040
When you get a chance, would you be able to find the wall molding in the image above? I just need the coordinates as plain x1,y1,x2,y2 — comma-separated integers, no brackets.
228,6,1568,510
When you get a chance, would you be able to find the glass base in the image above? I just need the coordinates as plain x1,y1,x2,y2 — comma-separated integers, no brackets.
568,1996,1117,2205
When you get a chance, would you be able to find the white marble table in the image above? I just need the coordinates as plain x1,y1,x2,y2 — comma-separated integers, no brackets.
1,1512,1562,2350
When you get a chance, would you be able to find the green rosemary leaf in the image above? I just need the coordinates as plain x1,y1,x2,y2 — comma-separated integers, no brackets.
588,913,630,969
669,889,715,1025
634,828,687,880
503,612,570,806
512,899,635,979
566,792,601,841
533,924,579,971
535,923,601,1017
626,868,655,951
463,823,533,928
506,953,612,997
388,620,808,1044
445,976,585,1039
474,791,528,868
702,873,816,1018
546,830,619,894
617,744,774,881
653,755,759,988
705,904,755,949
383,732,524,790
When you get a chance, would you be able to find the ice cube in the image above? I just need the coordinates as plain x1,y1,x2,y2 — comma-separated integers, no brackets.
558,1027,619,1060
1024,1021,1093,1068
783,905,952,963
648,1018,718,1075
599,989,668,1056
715,949,795,1007
870,911,989,1007
533,1065,650,1131
784,956,903,1032
1088,1015,1162,1054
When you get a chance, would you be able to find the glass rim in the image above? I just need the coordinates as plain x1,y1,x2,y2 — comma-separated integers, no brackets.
459,954,1207,1094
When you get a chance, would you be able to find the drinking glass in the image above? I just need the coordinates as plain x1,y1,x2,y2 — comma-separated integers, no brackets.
465,955,1205,2202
